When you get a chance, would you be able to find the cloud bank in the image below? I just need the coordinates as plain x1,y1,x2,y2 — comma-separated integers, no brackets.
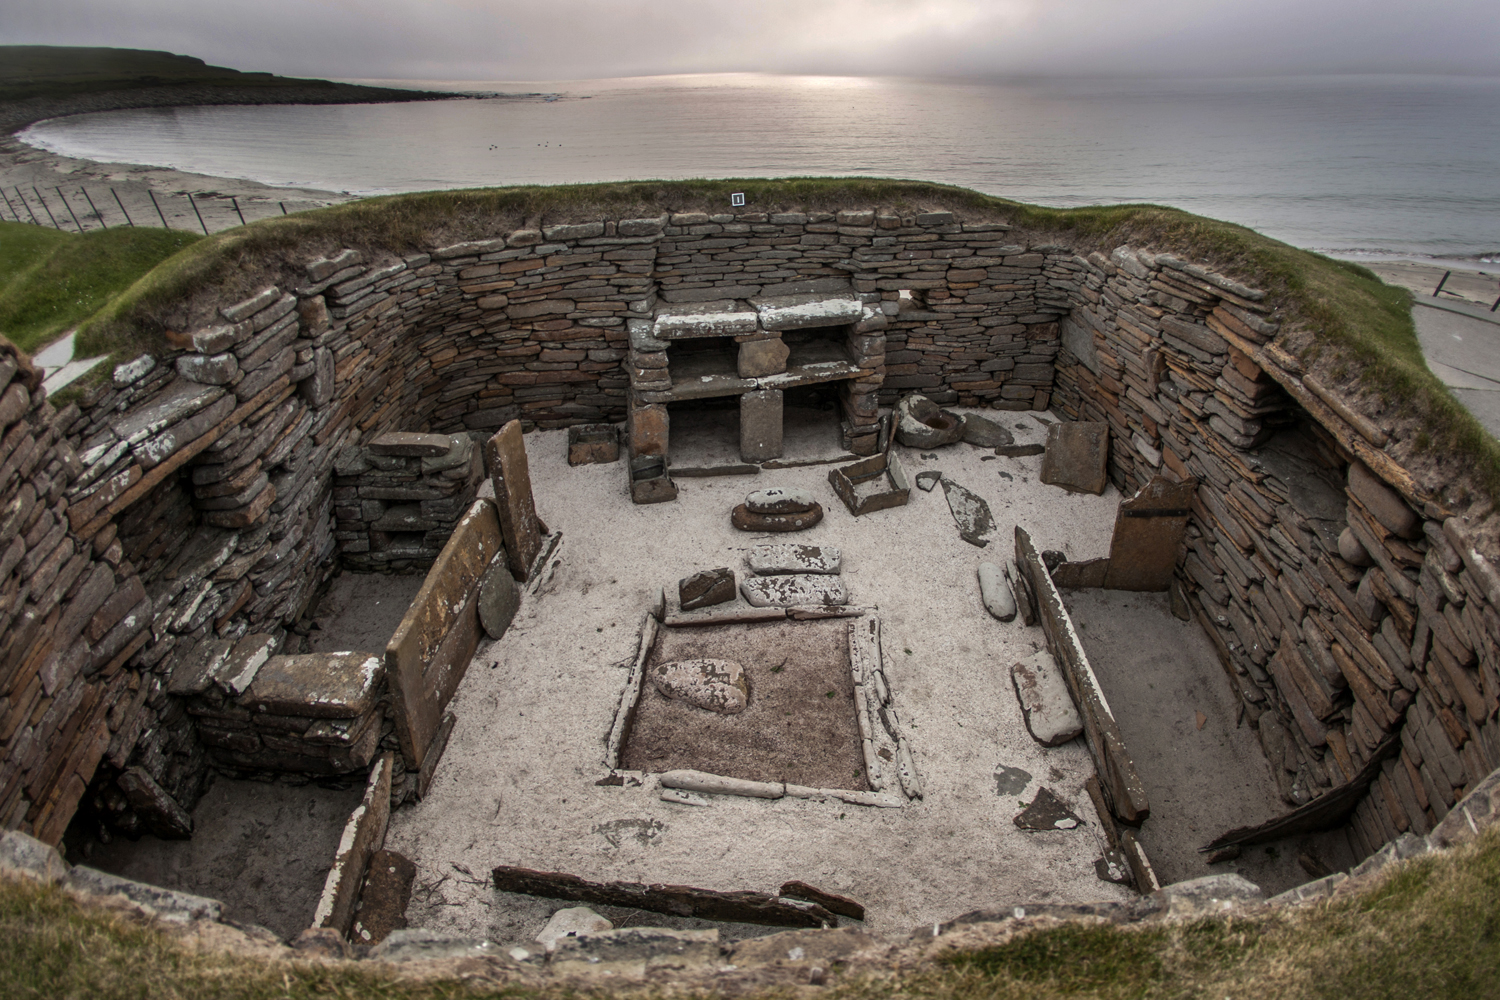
3,0,1498,82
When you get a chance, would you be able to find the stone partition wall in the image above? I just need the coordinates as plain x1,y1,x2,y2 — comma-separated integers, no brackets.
1,200,1497,864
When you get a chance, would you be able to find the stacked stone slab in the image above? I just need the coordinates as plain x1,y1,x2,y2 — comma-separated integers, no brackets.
1050,246,1500,860
169,638,384,777
333,431,485,571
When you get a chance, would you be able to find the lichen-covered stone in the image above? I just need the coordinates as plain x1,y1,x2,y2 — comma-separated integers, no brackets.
652,658,749,714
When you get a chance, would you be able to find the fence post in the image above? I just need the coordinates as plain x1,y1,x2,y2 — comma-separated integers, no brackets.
111,188,135,227
279,202,287,215
80,188,107,229
231,196,246,226
55,186,84,232
31,186,62,229
16,187,41,226
148,189,170,228
187,193,209,235
1432,271,1451,297
0,187,19,222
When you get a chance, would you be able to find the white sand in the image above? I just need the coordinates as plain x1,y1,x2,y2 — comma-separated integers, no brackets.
384,410,1136,945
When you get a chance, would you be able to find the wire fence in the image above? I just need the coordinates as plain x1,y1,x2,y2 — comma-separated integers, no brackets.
0,182,300,236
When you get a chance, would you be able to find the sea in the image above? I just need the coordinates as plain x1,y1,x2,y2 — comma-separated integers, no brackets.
18,73,1500,264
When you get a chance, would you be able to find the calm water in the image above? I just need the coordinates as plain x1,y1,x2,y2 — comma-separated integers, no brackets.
21,73,1500,260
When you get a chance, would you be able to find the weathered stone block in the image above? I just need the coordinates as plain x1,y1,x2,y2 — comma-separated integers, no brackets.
1011,650,1083,746
368,432,453,457
747,543,841,576
242,651,383,719
652,658,748,713
1039,421,1109,495
679,567,735,610
740,389,783,463
352,849,416,945
738,337,790,377
741,573,847,607
1102,476,1198,591
567,423,619,465
478,557,520,639
314,752,393,937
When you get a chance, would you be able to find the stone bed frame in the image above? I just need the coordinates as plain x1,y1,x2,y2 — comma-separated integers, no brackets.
603,606,918,809
2,197,1498,946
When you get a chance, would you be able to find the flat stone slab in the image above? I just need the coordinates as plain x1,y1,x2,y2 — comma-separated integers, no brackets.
368,431,454,457
67,866,222,922
352,849,417,946
109,379,225,446
679,567,736,610
1011,650,1083,747
654,301,758,339
1040,421,1109,495
745,486,816,515
732,503,824,532
941,478,995,547
741,574,848,608
977,562,1017,622
915,470,942,492
747,543,842,576
1013,787,1081,831
242,651,383,719
750,293,864,331
962,413,1016,447
651,658,749,714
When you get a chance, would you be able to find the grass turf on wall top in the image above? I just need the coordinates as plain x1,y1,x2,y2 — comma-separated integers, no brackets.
66,178,1499,507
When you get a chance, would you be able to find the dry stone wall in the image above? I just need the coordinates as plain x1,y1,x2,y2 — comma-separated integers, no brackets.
1,202,1496,865
1051,246,1500,859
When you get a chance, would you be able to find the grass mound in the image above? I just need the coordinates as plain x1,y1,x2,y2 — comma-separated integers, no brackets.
1,827,1496,999
0,220,200,354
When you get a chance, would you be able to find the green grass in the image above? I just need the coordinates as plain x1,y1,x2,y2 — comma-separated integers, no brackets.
1,827,1497,999
0,221,201,354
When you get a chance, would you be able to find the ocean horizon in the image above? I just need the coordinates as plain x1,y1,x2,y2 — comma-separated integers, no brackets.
19,71,1500,263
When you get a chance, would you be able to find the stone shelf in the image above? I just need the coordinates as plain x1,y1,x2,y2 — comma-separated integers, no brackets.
645,340,866,403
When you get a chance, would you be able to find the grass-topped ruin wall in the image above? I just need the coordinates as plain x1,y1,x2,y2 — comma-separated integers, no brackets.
1,180,1497,877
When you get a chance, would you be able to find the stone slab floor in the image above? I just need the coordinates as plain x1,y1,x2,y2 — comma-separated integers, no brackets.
386,409,1162,947
1064,589,1355,898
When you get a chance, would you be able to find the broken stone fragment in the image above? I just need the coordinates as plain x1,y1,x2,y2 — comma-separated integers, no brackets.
1095,849,1133,885
652,658,749,714
940,478,995,546
741,574,848,608
1011,650,1083,747
745,486,816,515
977,562,1017,622
731,503,824,532
896,394,965,448
961,413,1015,448
747,542,841,576
536,905,613,953
914,470,942,492
1013,787,1082,831
679,567,736,610
1039,421,1109,495
779,880,865,921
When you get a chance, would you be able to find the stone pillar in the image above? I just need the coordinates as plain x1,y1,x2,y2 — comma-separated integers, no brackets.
740,389,783,463
628,401,669,458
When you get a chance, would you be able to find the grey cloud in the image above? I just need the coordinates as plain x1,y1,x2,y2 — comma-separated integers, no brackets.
1,0,1496,81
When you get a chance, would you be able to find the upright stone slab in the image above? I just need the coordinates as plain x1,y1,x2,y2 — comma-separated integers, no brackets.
386,499,503,771
1039,421,1110,495
484,420,546,581
1102,476,1199,591
314,752,393,938
740,389,783,463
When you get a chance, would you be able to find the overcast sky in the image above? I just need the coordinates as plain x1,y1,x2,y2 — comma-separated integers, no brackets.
4,0,1498,82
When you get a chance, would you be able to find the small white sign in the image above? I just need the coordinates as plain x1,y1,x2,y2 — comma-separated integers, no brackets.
730,192,746,207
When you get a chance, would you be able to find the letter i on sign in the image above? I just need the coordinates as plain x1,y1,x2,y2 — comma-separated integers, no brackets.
730,193,745,207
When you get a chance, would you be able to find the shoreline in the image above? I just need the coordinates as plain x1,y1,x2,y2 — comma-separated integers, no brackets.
1,87,1495,310
0,83,467,229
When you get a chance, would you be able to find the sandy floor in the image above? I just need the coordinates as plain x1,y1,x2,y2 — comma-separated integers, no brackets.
382,410,1146,946
1064,590,1354,895
81,777,363,940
